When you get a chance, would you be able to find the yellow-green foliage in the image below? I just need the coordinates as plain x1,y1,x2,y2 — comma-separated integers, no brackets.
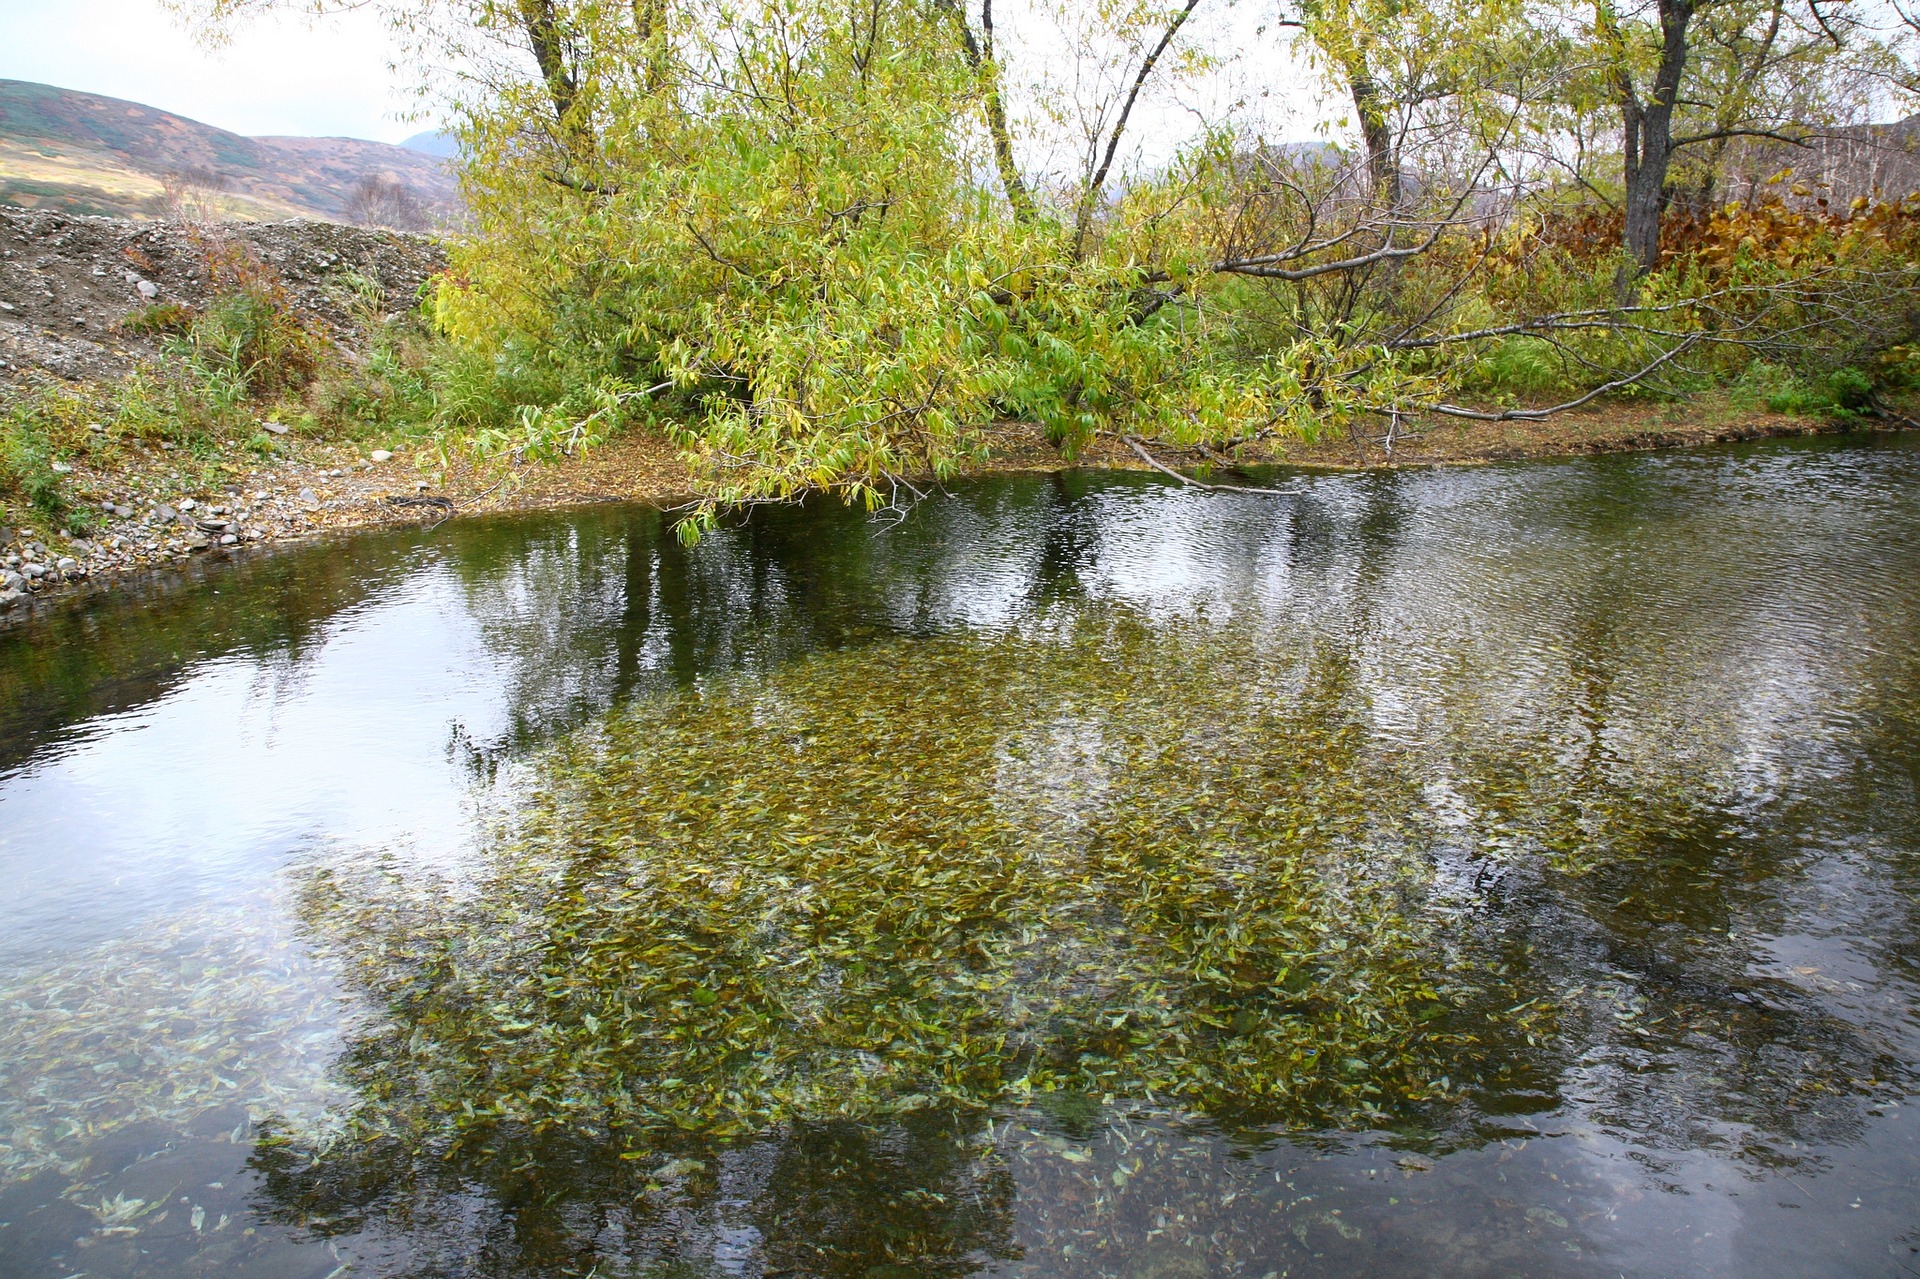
430,0,1410,529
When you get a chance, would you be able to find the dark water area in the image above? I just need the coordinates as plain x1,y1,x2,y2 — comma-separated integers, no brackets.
1,433,1917,1278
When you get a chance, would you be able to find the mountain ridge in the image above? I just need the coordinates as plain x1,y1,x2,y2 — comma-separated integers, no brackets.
0,79,457,228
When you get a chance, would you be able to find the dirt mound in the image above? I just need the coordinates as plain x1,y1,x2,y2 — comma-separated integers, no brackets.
0,206,447,388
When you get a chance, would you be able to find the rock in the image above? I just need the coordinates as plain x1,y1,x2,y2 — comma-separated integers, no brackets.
49,460,72,474
219,533,238,546
0,570,21,591
0,588,21,608
178,497,197,512
153,503,178,523
113,504,133,518
297,487,318,505
260,420,288,435
22,562,46,579
371,449,393,462
185,532,210,550
88,421,105,433
135,279,159,300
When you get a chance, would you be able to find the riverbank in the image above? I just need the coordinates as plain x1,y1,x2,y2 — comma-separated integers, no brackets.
2,390,1907,621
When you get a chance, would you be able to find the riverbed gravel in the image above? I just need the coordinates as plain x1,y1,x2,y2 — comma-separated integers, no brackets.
0,444,453,613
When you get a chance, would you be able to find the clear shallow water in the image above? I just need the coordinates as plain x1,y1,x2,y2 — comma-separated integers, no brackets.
0,434,1917,1277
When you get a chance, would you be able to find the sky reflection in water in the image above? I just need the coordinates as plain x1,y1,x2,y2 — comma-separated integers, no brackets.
0,433,1917,1278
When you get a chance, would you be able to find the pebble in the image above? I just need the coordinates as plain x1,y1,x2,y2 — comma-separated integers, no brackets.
50,461,72,474
2,428,462,613
135,279,159,300
260,421,288,435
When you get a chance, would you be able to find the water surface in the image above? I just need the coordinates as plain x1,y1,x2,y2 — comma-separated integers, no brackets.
2,434,1917,1278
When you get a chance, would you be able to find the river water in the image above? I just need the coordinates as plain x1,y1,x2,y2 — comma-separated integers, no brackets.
1,433,1917,1278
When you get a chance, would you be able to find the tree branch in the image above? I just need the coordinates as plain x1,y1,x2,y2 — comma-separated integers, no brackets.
1073,0,1204,258
1422,334,1705,420
1121,436,1296,494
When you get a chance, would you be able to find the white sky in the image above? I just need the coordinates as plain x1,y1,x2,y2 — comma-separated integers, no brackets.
0,0,1327,155
0,0,423,142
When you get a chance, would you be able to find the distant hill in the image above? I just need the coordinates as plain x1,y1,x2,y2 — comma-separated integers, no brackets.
401,129,460,159
0,79,458,229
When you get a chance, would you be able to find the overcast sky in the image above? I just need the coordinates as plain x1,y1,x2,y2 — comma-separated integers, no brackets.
0,0,1325,156
0,0,422,142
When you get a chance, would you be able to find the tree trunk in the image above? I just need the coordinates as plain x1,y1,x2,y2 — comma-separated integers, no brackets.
938,0,1035,222
518,0,581,128
1346,64,1399,206
1618,0,1693,274
633,0,669,93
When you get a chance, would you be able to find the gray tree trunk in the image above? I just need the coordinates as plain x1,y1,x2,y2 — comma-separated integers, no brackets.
1619,0,1695,275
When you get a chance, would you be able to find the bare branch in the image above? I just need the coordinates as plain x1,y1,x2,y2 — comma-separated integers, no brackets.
1422,334,1706,420
1121,436,1297,495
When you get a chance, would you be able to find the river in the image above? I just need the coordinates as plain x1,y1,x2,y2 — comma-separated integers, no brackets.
2,433,1916,1277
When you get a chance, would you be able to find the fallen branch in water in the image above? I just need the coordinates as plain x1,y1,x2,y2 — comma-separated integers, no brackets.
1121,436,1297,496
1868,392,1920,430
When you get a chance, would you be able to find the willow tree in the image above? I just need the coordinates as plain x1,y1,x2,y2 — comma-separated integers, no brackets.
175,0,1920,518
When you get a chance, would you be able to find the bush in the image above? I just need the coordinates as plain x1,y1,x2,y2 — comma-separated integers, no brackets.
0,417,62,521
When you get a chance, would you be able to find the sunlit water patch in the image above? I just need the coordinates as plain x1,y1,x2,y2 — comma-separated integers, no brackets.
1,434,1918,1277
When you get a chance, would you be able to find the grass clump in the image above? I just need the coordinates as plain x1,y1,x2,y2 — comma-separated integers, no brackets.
0,240,502,528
